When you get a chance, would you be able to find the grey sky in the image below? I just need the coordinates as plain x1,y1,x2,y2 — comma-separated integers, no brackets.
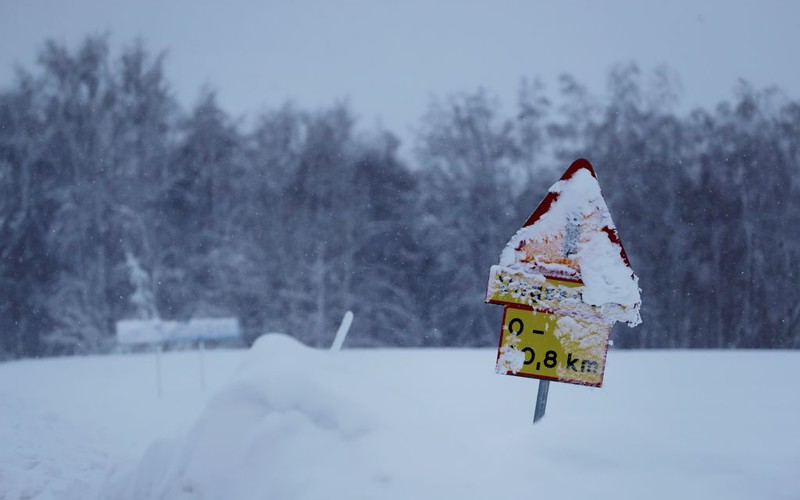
1,0,798,139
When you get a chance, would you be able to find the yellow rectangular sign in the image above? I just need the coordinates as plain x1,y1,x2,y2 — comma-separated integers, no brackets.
486,266,587,315
496,306,611,387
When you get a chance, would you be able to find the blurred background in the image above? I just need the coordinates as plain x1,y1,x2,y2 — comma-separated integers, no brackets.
0,0,798,357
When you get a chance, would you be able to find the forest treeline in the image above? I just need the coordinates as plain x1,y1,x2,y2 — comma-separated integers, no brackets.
1,36,798,358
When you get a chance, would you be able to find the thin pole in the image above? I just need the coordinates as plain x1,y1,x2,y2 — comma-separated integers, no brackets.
155,344,163,400
331,311,354,352
198,340,206,391
533,379,550,423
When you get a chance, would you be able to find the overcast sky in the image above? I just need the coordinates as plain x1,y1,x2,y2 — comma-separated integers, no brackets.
1,0,798,139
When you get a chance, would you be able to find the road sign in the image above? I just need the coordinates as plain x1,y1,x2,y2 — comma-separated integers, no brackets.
116,318,240,345
116,318,241,399
486,159,641,419
497,306,610,387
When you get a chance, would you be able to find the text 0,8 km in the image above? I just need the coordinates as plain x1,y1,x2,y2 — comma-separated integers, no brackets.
499,306,610,387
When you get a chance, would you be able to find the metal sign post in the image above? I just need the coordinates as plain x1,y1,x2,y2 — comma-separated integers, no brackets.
155,344,163,400
533,380,549,423
198,340,206,391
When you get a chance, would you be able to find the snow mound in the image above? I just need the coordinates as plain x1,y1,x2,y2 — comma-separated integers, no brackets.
102,334,384,500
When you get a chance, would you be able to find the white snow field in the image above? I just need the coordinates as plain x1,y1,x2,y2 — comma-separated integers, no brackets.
1,335,798,500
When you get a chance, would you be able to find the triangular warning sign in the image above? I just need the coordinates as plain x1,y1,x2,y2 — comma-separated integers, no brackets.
520,158,630,268
486,158,641,327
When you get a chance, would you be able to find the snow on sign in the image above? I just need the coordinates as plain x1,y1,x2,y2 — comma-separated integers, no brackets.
486,158,641,388
116,318,241,345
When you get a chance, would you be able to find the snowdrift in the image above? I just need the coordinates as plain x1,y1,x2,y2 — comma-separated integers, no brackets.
103,334,387,499
3,344,798,500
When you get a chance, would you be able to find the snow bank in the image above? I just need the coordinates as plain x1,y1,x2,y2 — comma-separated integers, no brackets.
0,393,112,499
101,334,386,500
4,348,800,500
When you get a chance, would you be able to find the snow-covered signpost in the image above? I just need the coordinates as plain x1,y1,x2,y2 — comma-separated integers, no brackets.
116,318,241,397
486,159,642,423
